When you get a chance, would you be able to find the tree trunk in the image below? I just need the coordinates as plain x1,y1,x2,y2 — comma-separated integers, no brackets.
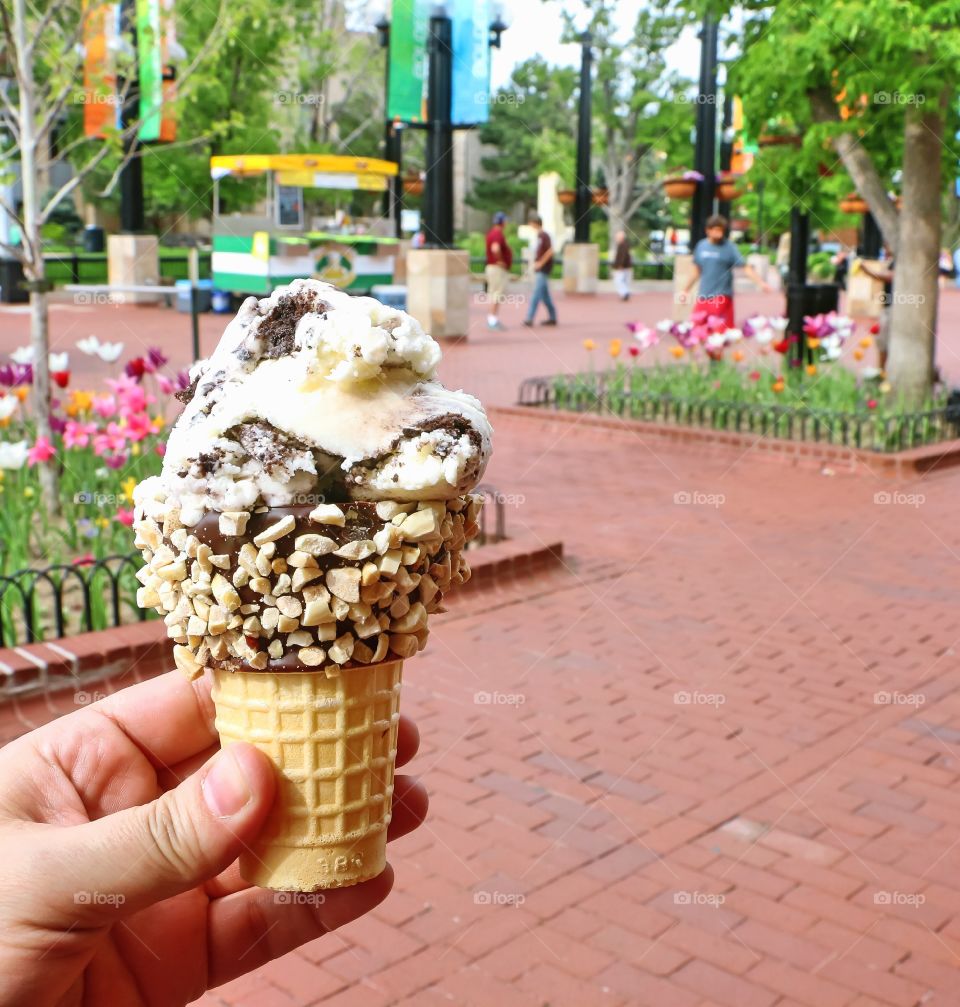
808,87,900,250
602,151,635,257
886,102,943,407
13,0,59,514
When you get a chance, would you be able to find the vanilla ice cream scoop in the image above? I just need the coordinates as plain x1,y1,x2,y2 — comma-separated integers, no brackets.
137,279,492,518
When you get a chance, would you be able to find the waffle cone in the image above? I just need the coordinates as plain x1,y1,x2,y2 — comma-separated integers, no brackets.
212,660,403,891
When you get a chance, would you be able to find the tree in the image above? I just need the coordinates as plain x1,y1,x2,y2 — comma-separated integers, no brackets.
678,0,960,405
467,57,578,216
560,1,690,255
0,0,228,511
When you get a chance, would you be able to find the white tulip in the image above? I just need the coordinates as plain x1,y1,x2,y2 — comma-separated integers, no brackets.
10,346,34,364
0,440,29,469
97,342,124,362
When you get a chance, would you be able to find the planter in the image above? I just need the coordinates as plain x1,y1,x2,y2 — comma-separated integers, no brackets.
757,132,803,148
716,174,744,201
839,194,868,214
558,188,576,206
662,177,698,200
591,187,609,206
401,174,423,196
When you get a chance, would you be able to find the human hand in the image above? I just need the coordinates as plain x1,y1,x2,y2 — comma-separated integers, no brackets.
0,670,428,1007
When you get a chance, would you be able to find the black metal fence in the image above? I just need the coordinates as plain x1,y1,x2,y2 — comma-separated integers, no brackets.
0,554,147,647
0,488,508,647
518,374,960,454
43,251,212,285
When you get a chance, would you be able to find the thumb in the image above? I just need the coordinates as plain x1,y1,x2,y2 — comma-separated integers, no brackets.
47,743,276,921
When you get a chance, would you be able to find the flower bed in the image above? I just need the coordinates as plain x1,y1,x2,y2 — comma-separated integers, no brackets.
0,338,190,638
518,312,954,453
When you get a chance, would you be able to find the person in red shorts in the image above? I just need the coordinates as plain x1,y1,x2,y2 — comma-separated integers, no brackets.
680,214,771,325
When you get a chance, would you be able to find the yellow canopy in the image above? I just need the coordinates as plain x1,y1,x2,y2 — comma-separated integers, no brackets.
210,154,399,180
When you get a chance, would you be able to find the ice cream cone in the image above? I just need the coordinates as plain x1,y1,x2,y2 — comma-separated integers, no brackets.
133,280,491,891
212,660,403,891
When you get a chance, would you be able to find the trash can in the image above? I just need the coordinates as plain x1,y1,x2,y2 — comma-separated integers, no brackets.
370,284,407,311
786,283,840,365
0,257,28,304
82,225,105,253
175,278,213,313
786,282,840,331
211,288,232,313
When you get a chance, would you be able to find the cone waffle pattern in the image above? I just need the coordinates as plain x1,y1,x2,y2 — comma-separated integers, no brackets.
212,660,402,890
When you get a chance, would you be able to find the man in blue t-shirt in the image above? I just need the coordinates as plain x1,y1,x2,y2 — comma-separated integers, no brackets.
681,215,771,326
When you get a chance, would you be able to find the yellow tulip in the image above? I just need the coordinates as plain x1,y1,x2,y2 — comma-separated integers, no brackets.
670,346,685,359
806,364,817,376
583,339,595,351
608,339,622,358
121,476,137,503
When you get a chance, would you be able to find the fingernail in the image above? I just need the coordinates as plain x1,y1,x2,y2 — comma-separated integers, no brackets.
202,747,252,818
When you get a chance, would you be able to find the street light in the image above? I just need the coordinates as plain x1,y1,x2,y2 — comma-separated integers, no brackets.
422,5,507,249
376,13,403,238
489,5,507,48
689,13,718,246
572,30,592,245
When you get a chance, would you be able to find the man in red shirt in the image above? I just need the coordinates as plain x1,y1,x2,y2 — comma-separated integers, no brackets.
484,211,513,331
523,214,557,327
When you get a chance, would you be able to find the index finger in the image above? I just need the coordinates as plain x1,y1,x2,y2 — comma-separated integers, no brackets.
93,669,217,769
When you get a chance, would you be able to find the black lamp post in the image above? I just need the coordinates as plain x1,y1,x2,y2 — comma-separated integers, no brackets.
422,9,454,248
717,82,734,221
118,0,145,233
572,30,593,244
377,14,403,239
690,13,718,246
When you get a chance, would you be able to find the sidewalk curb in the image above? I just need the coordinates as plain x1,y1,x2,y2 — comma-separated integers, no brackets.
495,405,960,479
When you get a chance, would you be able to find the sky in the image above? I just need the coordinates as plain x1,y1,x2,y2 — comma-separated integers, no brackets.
488,0,706,91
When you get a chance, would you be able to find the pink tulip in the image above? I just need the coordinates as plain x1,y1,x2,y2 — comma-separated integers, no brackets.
93,395,117,418
115,508,135,526
27,435,55,466
63,420,97,449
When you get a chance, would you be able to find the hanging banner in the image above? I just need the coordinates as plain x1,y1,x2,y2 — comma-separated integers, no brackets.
451,0,491,126
730,96,755,174
82,1,121,138
137,0,177,142
386,0,429,123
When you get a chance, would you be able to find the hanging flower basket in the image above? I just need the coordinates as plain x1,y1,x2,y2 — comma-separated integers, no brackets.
839,193,868,214
716,173,744,201
591,187,609,206
662,174,701,200
558,188,576,206
757,131,802,148
401,173,424,196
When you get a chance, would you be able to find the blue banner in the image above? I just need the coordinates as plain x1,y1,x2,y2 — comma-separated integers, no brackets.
451,0,491,126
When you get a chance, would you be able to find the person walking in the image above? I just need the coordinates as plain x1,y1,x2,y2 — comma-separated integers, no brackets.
681,214,772,326
612,230,633,301
523,213,557,327
484,211,513,330
858,250,894,372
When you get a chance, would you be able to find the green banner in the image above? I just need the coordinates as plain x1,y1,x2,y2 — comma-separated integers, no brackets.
136,0,162,141
387,0,429,123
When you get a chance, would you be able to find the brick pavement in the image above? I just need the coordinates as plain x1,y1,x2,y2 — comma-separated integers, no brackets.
3,280,960,407
4,283,960,1004
183,399,960,1006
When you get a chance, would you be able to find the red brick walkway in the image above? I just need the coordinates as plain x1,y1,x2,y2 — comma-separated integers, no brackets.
184,398,960,1007
4,285,960,1005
